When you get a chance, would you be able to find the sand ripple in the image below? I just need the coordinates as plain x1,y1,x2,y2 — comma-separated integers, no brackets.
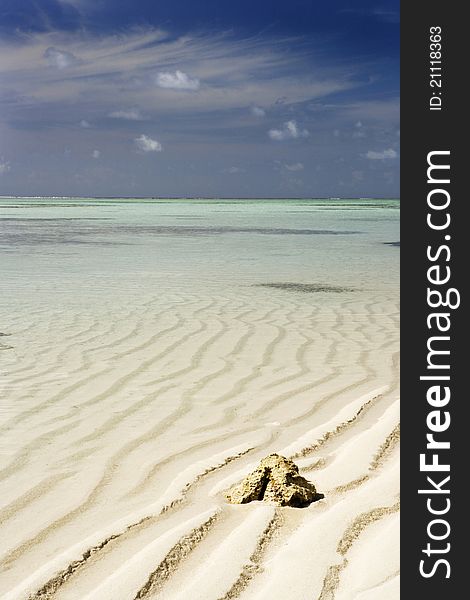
0,287,399,599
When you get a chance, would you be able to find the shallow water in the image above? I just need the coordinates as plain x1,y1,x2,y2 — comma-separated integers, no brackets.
1,198,399,308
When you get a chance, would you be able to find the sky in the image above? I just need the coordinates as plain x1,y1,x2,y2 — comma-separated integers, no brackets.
0,1,400,198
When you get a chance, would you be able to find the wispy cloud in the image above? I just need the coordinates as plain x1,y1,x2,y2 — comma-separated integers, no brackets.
352,129,366,139
134,134,162,153
339,7,400,24
268,120,309,141
108,108,144,120
285,162,304,171
92,149,100,158
155,70,200,90
0,159,11,174
79,119,91,128
341,99,399,122
0,29,358,116
366,148,397,160
372,9,400,24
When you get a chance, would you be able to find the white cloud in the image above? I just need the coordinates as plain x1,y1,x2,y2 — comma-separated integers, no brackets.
80,119,91,128
44,47,79,69
226,166,244,174
155,70,200,90
0,159,11,174
251,106,266,117
268,120,309,141
134,134,162,153
108,108,143,120
355,121,362,128
92,150,100,159
285,162,304,171
366,148,398,160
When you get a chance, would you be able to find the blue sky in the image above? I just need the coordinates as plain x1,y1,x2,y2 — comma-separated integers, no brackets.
0,1,399,197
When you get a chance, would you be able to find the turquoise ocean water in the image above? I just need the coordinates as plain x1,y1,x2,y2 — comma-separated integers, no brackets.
0,198,399,309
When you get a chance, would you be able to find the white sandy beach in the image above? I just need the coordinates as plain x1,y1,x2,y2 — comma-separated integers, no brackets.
0,198,399,599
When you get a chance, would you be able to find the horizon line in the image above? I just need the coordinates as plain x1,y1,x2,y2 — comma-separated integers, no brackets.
0,196,400,200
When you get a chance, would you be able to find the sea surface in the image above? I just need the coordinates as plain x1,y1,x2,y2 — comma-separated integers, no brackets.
0,197,399,304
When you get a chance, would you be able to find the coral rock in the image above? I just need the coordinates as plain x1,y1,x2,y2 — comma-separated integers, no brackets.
226,454,318,507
